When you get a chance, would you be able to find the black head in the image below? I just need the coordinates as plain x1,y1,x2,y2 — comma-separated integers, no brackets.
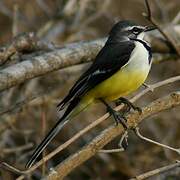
108,20,156,43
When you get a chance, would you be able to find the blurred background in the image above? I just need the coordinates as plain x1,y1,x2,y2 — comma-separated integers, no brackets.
0,0,179,179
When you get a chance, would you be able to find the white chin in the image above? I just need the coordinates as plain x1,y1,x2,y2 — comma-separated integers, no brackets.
137,32,145,40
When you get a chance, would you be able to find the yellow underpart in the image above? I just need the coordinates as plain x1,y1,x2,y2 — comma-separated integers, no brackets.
82,67,149,102
70,39,150,117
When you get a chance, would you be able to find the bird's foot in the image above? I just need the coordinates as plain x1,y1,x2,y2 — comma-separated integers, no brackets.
115,97,142,114
100,98,128,129
107,106,128,129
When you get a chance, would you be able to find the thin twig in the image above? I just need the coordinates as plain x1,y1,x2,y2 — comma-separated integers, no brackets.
134,127,180,154
1,143,33,155
130,160,180,180
0,162,25,175
1,75,178,179
46,91,180,179
99,130,128,153
98,148,124,153
131,75,180,102
143,0,180,56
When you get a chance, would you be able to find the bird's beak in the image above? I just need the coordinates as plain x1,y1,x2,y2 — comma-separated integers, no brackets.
144,26,157,32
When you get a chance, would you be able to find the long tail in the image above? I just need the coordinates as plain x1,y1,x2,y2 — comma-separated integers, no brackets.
26,98,84,168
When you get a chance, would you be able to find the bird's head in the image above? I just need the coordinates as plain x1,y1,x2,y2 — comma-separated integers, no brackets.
108,20,156,43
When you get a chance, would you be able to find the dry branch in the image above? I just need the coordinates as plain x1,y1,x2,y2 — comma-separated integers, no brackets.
1,75,179,180
0,28,179,93
0,1,179,179
130,160,180,180
46,91,180,179
0,38,104,92
0,32,54,65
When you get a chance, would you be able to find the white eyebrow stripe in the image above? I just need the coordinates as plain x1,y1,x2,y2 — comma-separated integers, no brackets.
124,26,143,31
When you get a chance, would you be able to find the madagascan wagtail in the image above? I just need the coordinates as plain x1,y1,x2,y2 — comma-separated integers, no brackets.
26,20,156,168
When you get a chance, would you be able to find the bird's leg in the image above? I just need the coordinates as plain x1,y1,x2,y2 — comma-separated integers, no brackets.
115,101,131,114
116,97,142,113
134,127,180,155
100,99,128,129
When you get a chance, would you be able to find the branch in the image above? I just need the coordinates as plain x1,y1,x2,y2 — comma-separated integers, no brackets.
0,32,54,65
0,38,105,92
2,75,179,179
0,25,179,92
143,0,180,56
46,91,180,179
130,160,180,180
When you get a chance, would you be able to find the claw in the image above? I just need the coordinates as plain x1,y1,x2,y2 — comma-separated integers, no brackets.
134,106,142,114
100,99,128,129
117,97,142,114
113,111,128,129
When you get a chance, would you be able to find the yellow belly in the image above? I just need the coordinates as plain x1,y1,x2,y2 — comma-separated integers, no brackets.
83,67,149,102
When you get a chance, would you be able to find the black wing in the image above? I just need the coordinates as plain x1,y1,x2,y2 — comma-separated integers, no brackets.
58,40,135,109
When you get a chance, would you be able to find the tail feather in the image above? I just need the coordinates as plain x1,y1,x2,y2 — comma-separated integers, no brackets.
25,116,69,168
26,98,80,168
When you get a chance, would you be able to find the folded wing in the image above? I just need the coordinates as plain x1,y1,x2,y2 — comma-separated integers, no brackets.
57,40,135,109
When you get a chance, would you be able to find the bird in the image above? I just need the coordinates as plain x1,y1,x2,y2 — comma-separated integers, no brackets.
26,20,156,168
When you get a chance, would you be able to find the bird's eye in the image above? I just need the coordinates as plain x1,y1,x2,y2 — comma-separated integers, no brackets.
132,27,140,33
